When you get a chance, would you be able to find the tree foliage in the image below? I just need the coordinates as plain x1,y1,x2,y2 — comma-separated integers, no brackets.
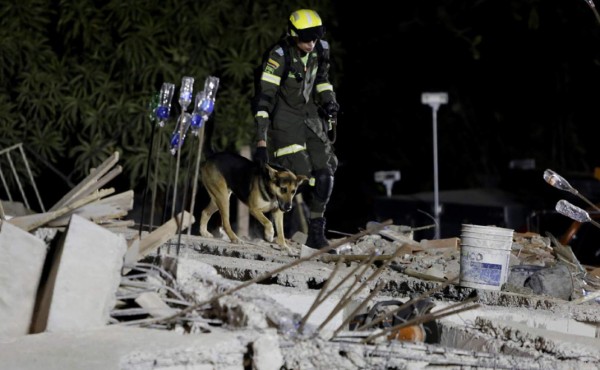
0,0,334,199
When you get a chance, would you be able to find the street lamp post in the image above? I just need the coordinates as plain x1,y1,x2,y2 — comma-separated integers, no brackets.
421,92,448,239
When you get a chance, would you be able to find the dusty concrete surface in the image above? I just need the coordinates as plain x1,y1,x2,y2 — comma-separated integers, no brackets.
2,223,600,370
0,326,251,370
168,233,600,369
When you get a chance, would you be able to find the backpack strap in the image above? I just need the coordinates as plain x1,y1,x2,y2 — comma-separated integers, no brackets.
315,39,325,70
278,38,302,83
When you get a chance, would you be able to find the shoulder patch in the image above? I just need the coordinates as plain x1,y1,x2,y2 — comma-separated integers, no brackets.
274,47,284,56
265,58,280,74
319,40,329,50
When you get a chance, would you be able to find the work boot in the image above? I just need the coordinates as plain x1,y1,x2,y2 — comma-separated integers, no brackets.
306,217,334,253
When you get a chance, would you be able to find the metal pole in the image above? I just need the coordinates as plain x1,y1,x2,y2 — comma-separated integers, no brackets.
421,92,448,240
187,124,206,236
18,144,45,212
139,124,157,237
432,105,440,239
149,134,162,232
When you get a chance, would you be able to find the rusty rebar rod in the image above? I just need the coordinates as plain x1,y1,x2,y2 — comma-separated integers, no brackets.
297,255,346,332
298,249,384,333
314,253,382,332
317,247,403,332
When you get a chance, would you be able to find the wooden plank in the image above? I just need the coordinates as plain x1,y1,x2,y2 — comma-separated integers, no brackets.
319,254,393,263
97,220,136,228
47,190,134,227
420,237,460,250
379,229,421,247
138,211,195,259
7,189,114,232
61,166,123,209
366,221,421,247
122,236,140,274
49,151,119,212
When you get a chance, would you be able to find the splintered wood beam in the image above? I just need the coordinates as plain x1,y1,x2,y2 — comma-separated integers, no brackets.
60,165,123,208
47,190,134,227
7,188,114,232
49,151,120,212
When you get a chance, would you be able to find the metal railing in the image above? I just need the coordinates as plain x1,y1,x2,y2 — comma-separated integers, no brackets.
0,143,45,219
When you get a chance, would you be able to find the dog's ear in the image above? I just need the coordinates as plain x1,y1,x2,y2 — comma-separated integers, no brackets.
296,175,309,185
264,164,278,180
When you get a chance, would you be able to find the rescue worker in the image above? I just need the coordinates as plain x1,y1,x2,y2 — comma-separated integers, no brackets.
253,9,340,250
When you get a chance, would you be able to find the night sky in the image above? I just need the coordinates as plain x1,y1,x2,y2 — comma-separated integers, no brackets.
322,1,600,245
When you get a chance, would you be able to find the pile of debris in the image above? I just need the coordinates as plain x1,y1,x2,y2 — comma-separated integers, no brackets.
1,152,600,369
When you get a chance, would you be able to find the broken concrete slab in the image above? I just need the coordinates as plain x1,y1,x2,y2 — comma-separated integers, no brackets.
31,214,127,333
0,220,47,337
2,223,600,369
524,262,573,300
252,330,284,370
0,326,249,370
476,316,600,362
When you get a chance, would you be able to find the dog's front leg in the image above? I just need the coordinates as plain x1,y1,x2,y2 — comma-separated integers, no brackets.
249,209,275,243
271,209,290,250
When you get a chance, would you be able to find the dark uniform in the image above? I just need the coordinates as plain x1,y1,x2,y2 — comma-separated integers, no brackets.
254,33,339,249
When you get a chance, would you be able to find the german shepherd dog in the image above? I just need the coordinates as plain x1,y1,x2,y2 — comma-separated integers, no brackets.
199,152,308,252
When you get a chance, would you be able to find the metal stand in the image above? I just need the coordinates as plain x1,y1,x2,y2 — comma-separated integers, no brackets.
421,92,448,239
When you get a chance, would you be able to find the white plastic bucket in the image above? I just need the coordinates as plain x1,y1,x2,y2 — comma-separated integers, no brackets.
459,224,514,291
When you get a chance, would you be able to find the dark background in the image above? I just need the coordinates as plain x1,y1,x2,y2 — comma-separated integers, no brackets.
321,1,600,264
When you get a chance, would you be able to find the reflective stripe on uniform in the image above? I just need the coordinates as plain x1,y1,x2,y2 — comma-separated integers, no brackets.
316,82,333,93
308,177,316,186
274,143,306,158
261,72,281,86
255,111,269,118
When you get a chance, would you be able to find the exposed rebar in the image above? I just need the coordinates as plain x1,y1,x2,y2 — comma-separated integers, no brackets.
119,220,393,327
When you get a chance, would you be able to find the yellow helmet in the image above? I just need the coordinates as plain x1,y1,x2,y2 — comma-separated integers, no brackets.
288,9,325,42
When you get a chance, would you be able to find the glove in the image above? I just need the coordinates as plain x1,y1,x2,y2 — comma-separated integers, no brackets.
254,114,270,143
254,146,268,167
323,101,340,118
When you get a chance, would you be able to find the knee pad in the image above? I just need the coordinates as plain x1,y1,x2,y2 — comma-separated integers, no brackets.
313,169,334,203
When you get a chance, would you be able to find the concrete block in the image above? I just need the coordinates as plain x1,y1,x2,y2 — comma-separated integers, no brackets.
253,329,284,370
0,220,47,337
32,215,127,332
0,326,247,370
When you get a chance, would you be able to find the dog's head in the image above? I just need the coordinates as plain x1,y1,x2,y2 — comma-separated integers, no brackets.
265,164,308,212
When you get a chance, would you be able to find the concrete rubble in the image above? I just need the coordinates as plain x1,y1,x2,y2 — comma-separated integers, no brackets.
1,209,599,369
1,152,600,369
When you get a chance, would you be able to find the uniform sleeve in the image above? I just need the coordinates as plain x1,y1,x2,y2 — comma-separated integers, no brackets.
254,47,286,116
254,46,286,143
314,40,337,106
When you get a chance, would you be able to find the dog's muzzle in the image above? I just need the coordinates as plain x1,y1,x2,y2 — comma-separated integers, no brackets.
279,202,293,212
